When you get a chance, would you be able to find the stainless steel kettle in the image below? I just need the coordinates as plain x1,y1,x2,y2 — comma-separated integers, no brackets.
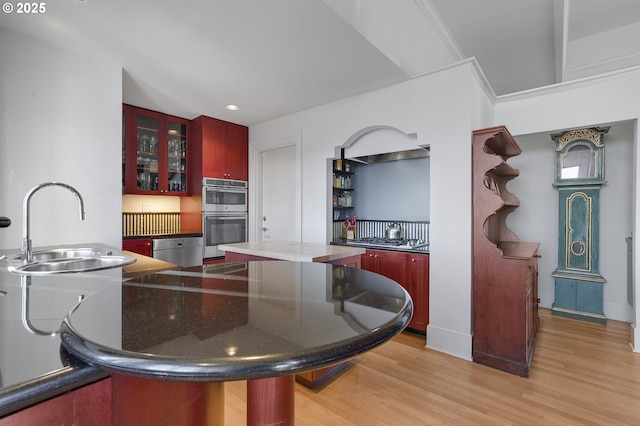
385,223,404,240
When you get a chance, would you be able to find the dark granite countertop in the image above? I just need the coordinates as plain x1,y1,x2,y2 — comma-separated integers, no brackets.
61,261,412,381
0,251,411,418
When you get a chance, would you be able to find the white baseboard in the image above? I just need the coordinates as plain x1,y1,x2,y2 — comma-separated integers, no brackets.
426,323,472,361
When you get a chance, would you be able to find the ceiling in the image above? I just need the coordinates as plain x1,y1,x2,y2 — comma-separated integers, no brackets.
2,0,640,126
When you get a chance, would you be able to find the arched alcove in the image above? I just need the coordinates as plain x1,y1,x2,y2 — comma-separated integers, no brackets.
329,125,430,234
334,125,423,159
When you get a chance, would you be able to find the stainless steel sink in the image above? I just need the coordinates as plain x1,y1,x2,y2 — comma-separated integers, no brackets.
7,248,135,275
26,248,113,261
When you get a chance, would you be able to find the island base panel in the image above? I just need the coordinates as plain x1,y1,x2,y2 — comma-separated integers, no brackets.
295,362,349,388
0,378,111,426
247,375,295,426
111,374,224,425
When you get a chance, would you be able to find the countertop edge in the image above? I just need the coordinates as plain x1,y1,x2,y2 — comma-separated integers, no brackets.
0,363,108,419
59,308,412,383
219,241,366,262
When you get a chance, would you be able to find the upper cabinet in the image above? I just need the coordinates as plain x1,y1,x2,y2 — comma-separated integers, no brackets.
123,105,189,195
190,116,248,186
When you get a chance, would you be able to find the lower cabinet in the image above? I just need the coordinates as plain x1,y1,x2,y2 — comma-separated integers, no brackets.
473,248,539,377
122,238,152,256
361,249,429,333
111,375,223,425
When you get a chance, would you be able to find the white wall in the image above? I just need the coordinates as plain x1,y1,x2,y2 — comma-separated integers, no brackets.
0,29,123,251
250,61,494,360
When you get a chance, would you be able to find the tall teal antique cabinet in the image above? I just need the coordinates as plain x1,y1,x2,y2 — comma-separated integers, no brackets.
551,127,609,324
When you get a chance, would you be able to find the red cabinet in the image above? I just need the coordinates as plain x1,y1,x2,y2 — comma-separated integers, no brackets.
472,126,540,377
123,104,190,195
190,116,248,188
225,122,249,180
361,249,429,333
0,378,112,425
407,253,429,332
362,249,409,286
123,238,152,257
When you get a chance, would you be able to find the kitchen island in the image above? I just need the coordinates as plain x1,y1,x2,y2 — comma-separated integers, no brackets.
219,240,365,266
0,251,411,425
62,261,411,425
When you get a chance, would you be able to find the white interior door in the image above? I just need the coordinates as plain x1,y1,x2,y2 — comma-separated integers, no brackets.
260,145,298,241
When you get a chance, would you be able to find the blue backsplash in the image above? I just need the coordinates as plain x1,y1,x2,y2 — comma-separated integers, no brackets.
351,157,429,221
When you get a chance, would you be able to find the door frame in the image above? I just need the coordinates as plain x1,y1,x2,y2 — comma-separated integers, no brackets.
248,133,302,242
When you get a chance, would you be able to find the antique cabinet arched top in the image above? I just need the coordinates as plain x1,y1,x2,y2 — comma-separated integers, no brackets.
552,127,609,186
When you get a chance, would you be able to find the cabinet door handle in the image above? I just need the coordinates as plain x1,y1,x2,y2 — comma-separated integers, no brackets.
536,298,541,303
533,254,542,258
411,258,416,262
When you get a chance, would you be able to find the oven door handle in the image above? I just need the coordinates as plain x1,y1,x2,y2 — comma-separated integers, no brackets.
204,214,248,219
204,186,246,194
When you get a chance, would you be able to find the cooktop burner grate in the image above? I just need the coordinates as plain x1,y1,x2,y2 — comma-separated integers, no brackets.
346,237,428,249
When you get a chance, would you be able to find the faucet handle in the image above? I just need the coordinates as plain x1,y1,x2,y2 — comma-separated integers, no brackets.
0,217,10,228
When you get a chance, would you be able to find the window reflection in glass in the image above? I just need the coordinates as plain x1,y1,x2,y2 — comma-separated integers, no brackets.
561,145,596,179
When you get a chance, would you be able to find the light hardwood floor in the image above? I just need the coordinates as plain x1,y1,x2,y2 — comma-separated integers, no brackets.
224,309,640,425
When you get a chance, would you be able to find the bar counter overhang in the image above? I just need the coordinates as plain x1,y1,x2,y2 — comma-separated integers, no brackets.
60,261,413,425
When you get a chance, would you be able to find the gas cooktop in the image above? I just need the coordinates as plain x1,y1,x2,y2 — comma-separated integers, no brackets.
346,237,428,250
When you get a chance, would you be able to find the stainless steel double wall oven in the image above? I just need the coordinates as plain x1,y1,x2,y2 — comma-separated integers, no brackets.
202,178,248,258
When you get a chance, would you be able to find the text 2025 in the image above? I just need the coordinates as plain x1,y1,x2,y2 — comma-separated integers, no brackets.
17,2,46,13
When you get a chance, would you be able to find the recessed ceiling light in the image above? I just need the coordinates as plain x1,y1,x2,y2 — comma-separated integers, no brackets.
225,104,240,111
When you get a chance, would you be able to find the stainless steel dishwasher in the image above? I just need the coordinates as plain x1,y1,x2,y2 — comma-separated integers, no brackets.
152,236,203,267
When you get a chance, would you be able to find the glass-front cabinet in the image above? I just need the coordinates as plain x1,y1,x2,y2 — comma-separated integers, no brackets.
166,120,188,193
123,104,189,195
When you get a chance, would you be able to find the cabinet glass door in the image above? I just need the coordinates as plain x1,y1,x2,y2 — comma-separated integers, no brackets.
136,114,160,191
167,120,187,193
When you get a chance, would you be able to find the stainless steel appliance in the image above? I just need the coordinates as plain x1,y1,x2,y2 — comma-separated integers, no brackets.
346,237,428,250
202,213,248,258
385,223,404,240
152,236,203,267
202,178,247,213
201,178,248,259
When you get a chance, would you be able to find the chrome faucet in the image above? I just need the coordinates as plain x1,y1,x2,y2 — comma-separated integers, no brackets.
21,182,86,262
